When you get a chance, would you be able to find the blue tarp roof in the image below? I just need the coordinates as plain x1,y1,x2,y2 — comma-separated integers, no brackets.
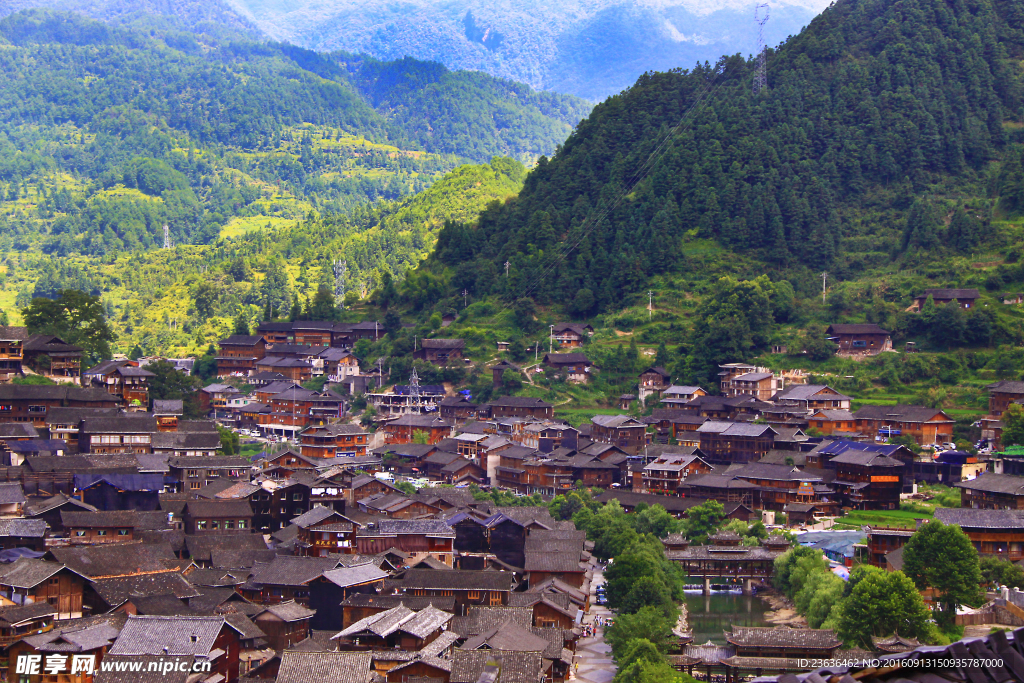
74,473,165,492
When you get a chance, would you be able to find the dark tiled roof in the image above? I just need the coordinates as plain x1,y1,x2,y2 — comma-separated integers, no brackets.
543,353,590,365
249,555,340,587
107,615,228,656
91,572,200,606
80,416,159,434
49,543,177,579
825,323,891,335
275,651,372,683
0,558,73,588
449,650,544,683
934,508,1024,529
726,626,839,649
919,288,980,299
182,499,253,518
955,472,1024,496
421,338,465,348
398,568,514,592
487,397,553,409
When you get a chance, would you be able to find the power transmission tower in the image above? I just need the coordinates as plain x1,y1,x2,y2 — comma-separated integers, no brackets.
409,368,422,414
163,224,172,250
753,3,770,96
333,259,347,309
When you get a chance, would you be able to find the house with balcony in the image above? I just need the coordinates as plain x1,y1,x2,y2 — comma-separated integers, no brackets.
910,288,981,311
719,363,783,400
356,519,455,566
825,324,892,356
22,335,82,383
934,508,1024,562
216,335,268,377
183,499,254,534
300,423,369,459
414,338,465,364
542,353,593,384
853,404,955,446
291,506,357,557
641,450,713,494
955,473,1024,509
590,415,648,455
638,366,671,404
484,397,554,420
77,415,158,454
697,421,777,465
383,414,454,445
0,558,86,621
83,360,154,411
0,326,26,383
551,323,593,348
772,384,852,414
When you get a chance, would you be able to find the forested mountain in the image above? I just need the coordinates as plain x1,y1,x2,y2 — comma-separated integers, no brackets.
0,10,589,255
427,0,1024,307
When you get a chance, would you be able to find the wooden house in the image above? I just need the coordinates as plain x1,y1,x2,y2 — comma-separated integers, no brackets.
524,530,587,588
243,555,345,606
697,421,777,465
440,395,480,422
82,360,154,410
356,519,455,566
589,415,648,455
216,335,268,377
485,397,554,420
151,399,183,431
291,506,356,557
182,499,254,533
955,473,1024,510
772,384,852,413
641,451,713,494
829,450,905,510
391,568,513,614
853,404,955,446
0,385,117,427
78,415,157,454
0,558,86,620
551,323,593,348
933,508,1024,561
724,626,840,660
254,356,314,382
911,288,981,311
22,335,82,383
7,614,119,683
415,339,465,364
807,409,860,437
719,368,778,401
638,366,671,402
986,380,1024,417
332,604,452,651
254,601,316,651
542,353,592,384
104,615,243,683
382,414,454,445
60,510,168,544
825,324,892,355
300,423,369,459
0,603,58,647
0,326,26,383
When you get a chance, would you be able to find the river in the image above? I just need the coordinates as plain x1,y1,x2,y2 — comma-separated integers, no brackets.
683,591,771,645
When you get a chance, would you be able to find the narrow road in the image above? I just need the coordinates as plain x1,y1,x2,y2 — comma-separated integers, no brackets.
574,565,616,683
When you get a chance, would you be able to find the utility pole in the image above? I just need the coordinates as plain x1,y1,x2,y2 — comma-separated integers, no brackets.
504,261,510,277
753,3,770,96
549,325,554,354
821,271,828,304
535,342,539,363
463,289,468,308
648,290,654,319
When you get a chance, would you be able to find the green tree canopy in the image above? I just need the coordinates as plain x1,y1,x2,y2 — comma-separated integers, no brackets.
902,520,984,628
21,289,115,364
838,570,934,648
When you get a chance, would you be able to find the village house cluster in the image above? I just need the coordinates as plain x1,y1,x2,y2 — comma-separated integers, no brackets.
0,307,1019,682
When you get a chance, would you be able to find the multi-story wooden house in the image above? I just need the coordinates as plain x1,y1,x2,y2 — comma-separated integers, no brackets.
382,414,454,445
253,601,316,651
641,450,713,494
986,380,1024,417
590,415,648,455
0,558,86,620
254,356,314,382
697,421,777,465
290,506,357,557
60,510,168,544
22,335,82,383
414,339,465,364
0,326,26,383
390,568,513,614
485,397,554,420
955,473,1024,509
542,353,593,384
825,324,892,356
806,409,860,437
933,508,1024,561
0,385,119,427
551,323,593,348
83,360,154,410
78,415,158,454
720,369,778,401
638,366,671,403
828,450,905,510
167,455,250,492
356,519,455,566
183,499,254,533
216,335,268,377
853,404,955,446
772,384,852,413
300,423,369,459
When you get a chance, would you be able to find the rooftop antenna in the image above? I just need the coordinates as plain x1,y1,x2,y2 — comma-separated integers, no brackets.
163,224,172,250
333,259,347,309
753,3,770,96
